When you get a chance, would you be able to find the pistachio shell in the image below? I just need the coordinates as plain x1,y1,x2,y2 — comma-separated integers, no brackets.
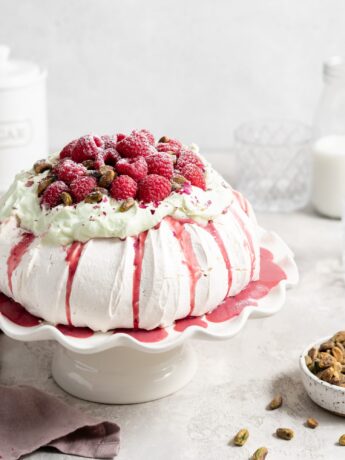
172,174,187,185
332,346,343,362
306,418,318,429
99,165,114,175
99,170,116,188
319,340,334,351
34,160,52,175
339,434,345,446
267,395,283,410
308,347,318,360
305,355,313,367
233,428,249,446
82,160,95,169
84,191,103,204
315,352,336,370
333,331,345,343
61,192,73,206
119,198,135,212
276,428,294,440
318,366,341,384
251,447,268,459
37,177,55,196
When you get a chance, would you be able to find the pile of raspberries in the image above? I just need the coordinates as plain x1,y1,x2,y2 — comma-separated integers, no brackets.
33,129,206,209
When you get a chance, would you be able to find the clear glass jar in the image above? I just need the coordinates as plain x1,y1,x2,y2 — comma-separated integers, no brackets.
312,57,345,218
234,120,312,212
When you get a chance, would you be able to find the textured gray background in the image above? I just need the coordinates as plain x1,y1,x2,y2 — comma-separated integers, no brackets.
1,0,345,151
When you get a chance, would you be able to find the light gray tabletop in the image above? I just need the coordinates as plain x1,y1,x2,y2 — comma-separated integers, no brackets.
1,210,345,460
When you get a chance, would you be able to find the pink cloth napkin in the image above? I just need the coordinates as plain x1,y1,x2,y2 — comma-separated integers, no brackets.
0,385,120,460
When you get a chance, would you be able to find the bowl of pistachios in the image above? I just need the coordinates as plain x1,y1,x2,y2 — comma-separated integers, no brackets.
300,331,345,416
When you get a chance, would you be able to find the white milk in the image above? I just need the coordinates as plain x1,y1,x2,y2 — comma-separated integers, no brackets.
312,135,345,218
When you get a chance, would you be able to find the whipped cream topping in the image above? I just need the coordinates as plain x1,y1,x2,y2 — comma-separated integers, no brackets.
0,148,234,245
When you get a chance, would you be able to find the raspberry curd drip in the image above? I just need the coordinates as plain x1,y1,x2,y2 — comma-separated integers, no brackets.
203,221,232,297
7,233,35,294
232,208,256,279
233,190,249,215
132,231,148,328
65,242,85,326
166,217,202,316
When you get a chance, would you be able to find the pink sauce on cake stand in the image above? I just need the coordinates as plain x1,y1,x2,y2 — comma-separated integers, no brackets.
1,246,285,342
0,227,298,404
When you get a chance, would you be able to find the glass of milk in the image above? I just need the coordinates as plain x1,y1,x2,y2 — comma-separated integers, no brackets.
313,57,345,218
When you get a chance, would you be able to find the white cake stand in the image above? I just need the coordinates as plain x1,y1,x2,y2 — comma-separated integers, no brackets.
0,228,298,404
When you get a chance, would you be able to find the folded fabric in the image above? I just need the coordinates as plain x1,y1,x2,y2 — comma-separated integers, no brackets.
0,385,120,460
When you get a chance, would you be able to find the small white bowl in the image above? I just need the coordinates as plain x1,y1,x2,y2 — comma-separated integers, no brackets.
300,336,345,416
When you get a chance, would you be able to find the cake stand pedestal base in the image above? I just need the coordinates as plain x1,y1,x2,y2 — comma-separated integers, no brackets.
52,343,197,404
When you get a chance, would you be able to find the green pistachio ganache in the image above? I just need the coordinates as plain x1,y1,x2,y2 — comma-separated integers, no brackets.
0,150,233,245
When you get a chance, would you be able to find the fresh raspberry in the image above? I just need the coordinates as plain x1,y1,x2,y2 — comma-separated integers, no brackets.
137,129,155,145
104,148,121,166
176,149,204,171
116,130,155,158
101,134,117,150
116,156,148,181
137,174,171,203
60,139,78,159
71,134,104,163
180,164,206,190
93,151,106,169
55,159,87,184
116,133,126,142
70,176,97,202
110,175,137,200
157,138,182,155
146,153,173,179
41,181,69,208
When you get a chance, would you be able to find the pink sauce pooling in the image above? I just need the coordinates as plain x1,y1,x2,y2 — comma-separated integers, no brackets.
206,248,286,322
0,293,41,327
113,327,168,343
174,315,208,332
132,231,148,329
7,233,35,294
166,217,202,316
65,242,85,326
57,324,94,338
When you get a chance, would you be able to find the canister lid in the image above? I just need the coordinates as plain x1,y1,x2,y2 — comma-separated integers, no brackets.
0,45,44,88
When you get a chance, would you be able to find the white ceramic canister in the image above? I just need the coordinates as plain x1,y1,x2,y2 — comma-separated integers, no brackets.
0,45,48,192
